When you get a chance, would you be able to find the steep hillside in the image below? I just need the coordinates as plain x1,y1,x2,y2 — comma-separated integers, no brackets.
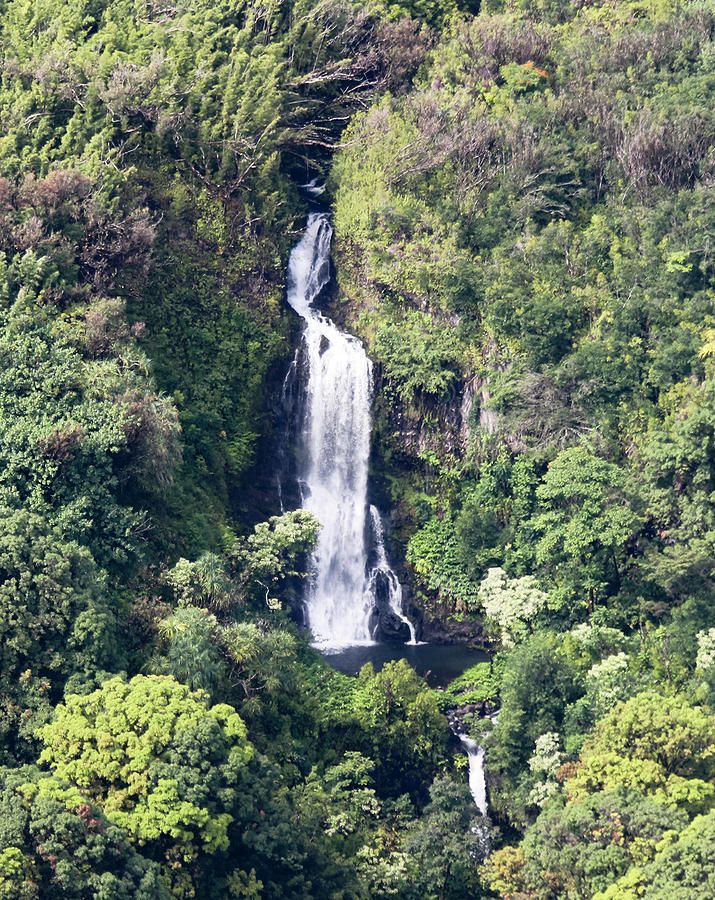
0,0,714,897
331,0,715,639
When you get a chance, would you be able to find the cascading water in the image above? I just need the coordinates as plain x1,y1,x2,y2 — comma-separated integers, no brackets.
285,211,414,648
366,506,417,645
458,734,488,817
453,711,499,851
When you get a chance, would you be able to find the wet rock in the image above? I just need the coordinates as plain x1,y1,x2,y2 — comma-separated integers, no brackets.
419,608,486,646
370,569,412,640
373,606,411,642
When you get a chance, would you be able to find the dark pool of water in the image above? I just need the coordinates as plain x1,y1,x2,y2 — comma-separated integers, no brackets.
320,642,489,687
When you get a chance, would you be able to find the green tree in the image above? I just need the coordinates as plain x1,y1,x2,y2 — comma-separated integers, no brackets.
567,692,715,815
594,810,715,900
353,660,448,797
527,731,563,807
404,776,484,900
518,789,688,900
153,607,226,696
487,632,582,825
231,509,321,608
375,310,463,405
0,766,167,900
584,652,635,720
639,375,715,599
302,752,381,838
38,675,253,867
0,195,179,761
531,447,641,614
477,566,549,646
164,553,236,612
162,510,319,615
0,508,116,764
220,621,300,715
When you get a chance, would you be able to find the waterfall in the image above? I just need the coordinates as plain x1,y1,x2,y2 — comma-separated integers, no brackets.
285,211,414,648
458,734,488,817
302,177,326,197
366,506,417,645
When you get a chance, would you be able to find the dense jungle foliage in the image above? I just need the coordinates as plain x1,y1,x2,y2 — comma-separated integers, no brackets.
0,0,714,896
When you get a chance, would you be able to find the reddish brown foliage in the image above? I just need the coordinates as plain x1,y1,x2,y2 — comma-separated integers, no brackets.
38,426,83,464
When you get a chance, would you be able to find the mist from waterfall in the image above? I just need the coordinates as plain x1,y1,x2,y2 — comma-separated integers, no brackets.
285,211,414,648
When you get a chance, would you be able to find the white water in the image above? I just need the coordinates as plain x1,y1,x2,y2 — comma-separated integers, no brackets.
301,177,326,197
458,734,488,817
286,212,413,648
366,506,417,645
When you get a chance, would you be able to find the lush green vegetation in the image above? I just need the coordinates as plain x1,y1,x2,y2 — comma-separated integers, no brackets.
1,0,714,896
328,0,715,894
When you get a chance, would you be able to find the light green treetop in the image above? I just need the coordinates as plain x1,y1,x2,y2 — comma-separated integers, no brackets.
696,628,715,671
38,675,252,860
477,566,548,646
567,692,715,816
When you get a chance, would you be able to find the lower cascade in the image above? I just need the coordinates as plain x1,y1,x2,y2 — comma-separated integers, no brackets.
458,734,488,817
285,211,414,648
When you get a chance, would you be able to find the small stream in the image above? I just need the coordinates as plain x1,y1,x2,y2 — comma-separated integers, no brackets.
458,734,488,817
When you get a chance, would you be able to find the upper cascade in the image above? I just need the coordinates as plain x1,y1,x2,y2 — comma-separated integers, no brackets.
285,211,413,648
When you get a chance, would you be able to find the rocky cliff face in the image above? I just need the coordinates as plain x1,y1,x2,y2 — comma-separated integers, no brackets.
330,244,490,646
